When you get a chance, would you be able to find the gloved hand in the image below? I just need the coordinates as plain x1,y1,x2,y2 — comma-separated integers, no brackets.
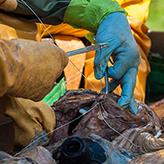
0,0,17,11
94,12,141,114
0,38,68,147
0,38,68,101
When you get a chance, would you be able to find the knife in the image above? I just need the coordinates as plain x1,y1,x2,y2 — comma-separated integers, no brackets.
66,43,109,57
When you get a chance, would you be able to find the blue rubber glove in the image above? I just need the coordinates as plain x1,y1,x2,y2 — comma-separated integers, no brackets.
94,12,141,114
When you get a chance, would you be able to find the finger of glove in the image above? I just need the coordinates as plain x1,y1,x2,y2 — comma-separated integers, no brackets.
107,36,141,80
94,38,125,80
101,79,120,93
128,95,138,114
0,0,17,11
117,67,138,108
107,53,131,80
94,46,112,79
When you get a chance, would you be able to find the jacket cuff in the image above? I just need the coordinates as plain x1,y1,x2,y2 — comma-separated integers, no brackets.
64,0,127,33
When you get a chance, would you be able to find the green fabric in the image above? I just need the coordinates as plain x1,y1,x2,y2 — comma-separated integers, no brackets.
86,33,95,44
43,77,66,106
8,0,71,25
64,0,127,33
146,55,164,102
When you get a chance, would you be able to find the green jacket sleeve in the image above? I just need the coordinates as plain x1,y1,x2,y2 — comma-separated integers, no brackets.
64,0,127,33
8,0,126,33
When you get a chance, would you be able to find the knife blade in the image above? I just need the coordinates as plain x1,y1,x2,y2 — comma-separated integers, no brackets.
66,43,109,57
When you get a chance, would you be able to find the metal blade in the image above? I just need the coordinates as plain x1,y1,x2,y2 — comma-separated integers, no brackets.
66,43,108,57
105,68,109,94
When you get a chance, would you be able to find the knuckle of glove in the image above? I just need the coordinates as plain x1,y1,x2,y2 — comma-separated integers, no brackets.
126,41,141,66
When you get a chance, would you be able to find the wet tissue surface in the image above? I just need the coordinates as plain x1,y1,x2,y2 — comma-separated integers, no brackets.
1,89,164,164
50,89,161,144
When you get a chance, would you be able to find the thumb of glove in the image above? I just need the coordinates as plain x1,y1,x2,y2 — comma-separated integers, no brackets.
0,0,17,11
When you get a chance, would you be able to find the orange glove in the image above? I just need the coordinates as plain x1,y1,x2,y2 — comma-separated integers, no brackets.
0,38,68,146
0,0,17,11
